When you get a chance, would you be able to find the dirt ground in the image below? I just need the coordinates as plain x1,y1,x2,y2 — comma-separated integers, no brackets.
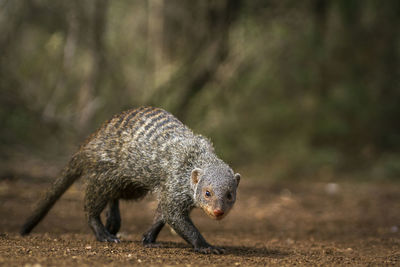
0,176,399,266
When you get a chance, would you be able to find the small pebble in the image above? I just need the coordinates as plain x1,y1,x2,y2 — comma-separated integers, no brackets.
280,188,292,198
325,183,339,195
286,238,294,245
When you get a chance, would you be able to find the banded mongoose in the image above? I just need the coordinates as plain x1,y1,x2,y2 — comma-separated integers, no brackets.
20,106,240,254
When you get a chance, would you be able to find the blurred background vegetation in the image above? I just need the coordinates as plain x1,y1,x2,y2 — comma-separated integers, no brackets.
1,0,400,181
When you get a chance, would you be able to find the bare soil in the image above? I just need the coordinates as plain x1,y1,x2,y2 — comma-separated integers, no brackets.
0,177,399,266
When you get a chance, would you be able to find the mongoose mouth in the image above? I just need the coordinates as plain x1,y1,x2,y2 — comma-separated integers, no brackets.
213,214,225,220
202,207,227,220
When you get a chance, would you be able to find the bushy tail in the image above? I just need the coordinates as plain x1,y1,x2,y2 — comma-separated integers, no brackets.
20,157,82,236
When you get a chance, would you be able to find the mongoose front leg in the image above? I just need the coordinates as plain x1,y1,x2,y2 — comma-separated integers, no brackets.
142,204,165,247
166,212,225,254
105,199,121,235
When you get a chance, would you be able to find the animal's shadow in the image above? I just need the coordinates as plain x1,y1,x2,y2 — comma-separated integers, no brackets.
127,241,289,258
223,245,289,258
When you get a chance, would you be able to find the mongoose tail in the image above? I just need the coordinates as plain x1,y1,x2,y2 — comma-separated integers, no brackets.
20,157,81,235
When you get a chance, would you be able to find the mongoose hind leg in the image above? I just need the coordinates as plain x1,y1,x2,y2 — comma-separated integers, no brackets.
142,204,165,247
84,183,120,243
88,215,120,243
105,199,121,235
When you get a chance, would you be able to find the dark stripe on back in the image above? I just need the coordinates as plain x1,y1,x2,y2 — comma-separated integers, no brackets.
144,111,166,132
155,116,177,130
122,106,150,129
149,118,184,141
142,108,163,121
113,111,129,129
144,116,170,140
160,123,182,134
137,109,164,132
115,107,145,129
128,108,160,130
129,108,163,140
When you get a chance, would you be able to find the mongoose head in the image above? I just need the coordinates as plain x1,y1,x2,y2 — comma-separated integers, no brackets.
191,165,240,220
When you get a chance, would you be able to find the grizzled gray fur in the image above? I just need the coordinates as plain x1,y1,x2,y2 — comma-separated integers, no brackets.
20,106,240,254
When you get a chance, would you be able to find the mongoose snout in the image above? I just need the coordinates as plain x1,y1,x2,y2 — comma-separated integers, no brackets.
213,209,224,217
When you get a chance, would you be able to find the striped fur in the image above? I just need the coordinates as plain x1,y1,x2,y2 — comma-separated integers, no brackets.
21,106,240,254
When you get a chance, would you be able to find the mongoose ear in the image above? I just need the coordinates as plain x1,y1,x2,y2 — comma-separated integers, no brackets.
234,173,241,186
191,168,203,184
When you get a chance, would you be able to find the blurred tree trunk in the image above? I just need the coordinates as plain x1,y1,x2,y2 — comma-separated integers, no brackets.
147,0,165,90
149,0,241,122
43,1,79,123
375,2,400,152
77,0,108,132
309,0,330,137
0,1,26,59
312,0,330,96
0,1,28,105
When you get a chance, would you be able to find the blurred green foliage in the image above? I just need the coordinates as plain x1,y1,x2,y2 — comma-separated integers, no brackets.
1,0,400,180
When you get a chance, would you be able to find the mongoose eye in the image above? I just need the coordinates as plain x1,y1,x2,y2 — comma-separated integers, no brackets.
205,191,211,197
226,192,233,201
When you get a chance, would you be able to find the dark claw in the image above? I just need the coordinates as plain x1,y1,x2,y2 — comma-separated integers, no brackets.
97,233,120,243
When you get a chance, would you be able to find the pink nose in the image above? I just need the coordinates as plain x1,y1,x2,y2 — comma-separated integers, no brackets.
213,209,224,217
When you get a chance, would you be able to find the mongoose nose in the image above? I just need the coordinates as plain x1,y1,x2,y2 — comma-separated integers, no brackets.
213,209,224,217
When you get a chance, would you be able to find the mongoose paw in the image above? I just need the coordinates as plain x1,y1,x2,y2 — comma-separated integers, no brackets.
194,246,225,254
142,236,162,248
97,233,121,243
